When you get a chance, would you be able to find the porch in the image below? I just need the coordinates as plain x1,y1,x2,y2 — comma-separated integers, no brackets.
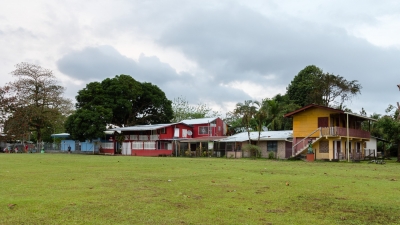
320,127,370,139
292,127,371,156
121,141,173,156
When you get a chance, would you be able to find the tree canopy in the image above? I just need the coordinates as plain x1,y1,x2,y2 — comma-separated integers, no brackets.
375,105,400,162
2,62,73,143
66,75,173,140
287,65,361,108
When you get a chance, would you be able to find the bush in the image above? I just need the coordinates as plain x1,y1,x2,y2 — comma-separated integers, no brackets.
242,144,261,159
268,151,275,159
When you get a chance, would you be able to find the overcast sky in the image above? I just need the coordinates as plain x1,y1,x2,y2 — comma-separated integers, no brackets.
1,0,399,116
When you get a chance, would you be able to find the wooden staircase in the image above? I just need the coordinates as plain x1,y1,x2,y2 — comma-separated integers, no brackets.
292,128,322,157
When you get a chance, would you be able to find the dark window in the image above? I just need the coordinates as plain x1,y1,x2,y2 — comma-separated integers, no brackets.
318,117,329,128
267,141,277,152
199,126,209,135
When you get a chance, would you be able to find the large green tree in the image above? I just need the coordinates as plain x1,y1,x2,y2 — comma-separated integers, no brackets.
286,65,321,107
287,65,361,108
132,82,174,125
3,62,73,143
66,75,173,140
376,105,400,162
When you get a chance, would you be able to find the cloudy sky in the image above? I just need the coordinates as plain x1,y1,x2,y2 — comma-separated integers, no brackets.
1,0,399,116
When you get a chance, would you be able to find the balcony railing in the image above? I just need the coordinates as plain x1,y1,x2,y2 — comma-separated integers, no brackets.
320,127,370,139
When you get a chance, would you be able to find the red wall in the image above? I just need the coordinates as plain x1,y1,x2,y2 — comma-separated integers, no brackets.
192,118,225,137
131,150,173,156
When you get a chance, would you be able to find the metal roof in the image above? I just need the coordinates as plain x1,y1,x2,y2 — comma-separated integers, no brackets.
218,130,293,142
108,123,178,132
284,104,377,121
179,136,227,143
50,133,70,138
180,117,218,125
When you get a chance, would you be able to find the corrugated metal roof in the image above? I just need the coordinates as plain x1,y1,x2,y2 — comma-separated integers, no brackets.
108,123,177,132
179,136,227,142
180,118,218,125
50,133,70,138
218,130,293,142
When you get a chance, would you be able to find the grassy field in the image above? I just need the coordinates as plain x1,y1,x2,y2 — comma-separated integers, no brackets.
1,154,400,225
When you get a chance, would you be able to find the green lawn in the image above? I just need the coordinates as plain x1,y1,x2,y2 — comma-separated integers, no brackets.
1,154,400,225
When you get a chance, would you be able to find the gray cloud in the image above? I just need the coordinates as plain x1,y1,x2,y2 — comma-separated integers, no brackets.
154,4,400,114
56,45,250,108
3,0,399,115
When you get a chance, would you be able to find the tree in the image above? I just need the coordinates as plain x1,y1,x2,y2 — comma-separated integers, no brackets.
171,96,220,122
3,62,73,143
66,75,173,140
261,94,300,131
376,105,400,162
223,111,245,135
287,65,361,108
0,85,16,135
253,100,269,145
76,75,143,126
233,100,258,145
65,106,112,141
312,73,362,108
132,82,173,125
287,65,322,107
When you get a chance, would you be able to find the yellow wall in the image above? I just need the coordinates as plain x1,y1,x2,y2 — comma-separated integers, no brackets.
293,107,333,137
313,140,330,159
311,138,366,160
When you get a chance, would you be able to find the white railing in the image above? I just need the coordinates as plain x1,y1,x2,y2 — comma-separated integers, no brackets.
149,135,159,141
292,128,321,156
101,143,114,149
132,142,143,149
130,135,138,140
144,141,156,150
139,135,148,141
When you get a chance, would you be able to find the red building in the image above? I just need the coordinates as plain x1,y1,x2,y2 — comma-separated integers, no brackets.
105,123,192,156
180,117,226,137
104,117,227,156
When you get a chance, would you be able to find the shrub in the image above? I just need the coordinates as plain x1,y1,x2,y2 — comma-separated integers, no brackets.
268,151,275,159
243,144,261,159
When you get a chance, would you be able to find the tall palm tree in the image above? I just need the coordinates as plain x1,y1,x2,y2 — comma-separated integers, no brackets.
234,100,257,144
254,100,269,145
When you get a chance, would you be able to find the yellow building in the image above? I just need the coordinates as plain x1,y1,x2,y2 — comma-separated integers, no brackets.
284,104,377,161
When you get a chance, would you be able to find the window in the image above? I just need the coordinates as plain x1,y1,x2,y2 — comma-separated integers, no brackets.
267,141,277,152
319,141,329,153
199,126,209,135
182,129,187,138
159,128,166,134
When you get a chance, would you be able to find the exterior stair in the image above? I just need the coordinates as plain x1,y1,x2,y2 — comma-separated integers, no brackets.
292,136,323,157
291,128,322,157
